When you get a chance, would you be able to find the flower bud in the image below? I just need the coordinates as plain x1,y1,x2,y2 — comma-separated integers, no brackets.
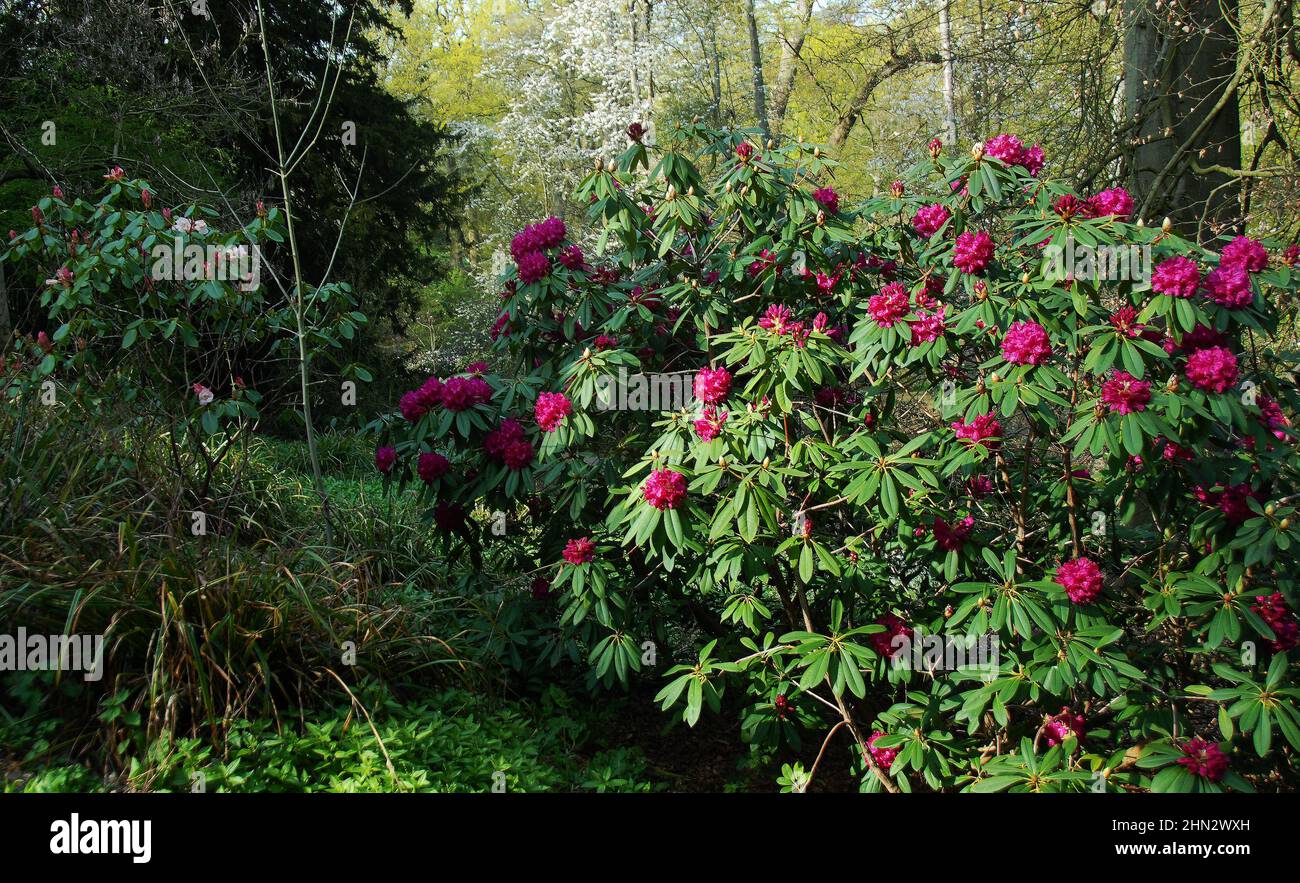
1282,518,1292,530
1161,217,1172,233
971,142,985,161
1166,374,1179,393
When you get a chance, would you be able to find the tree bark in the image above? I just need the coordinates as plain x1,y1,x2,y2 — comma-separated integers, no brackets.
745,0,771,140
1123,0,1245,239
939,0,958,144
829,51,941,149
770,0,815,131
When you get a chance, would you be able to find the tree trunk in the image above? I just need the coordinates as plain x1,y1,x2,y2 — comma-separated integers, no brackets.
1123,0,1245,239
770,0,815,131
745,0,771,140
939,0,958,144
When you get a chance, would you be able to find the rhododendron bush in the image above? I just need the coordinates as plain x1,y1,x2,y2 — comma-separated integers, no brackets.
379,124,1300,792
2,174,363,496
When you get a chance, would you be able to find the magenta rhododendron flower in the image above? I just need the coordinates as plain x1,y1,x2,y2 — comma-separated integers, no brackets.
1151,256,1201,298
1101,370,1152,414
933,515,974,551
374,445,397,474
1258,395,1291,440
983,134,1043,175
1251,592,1300,652
952,413,1001,448
868,282,910,327
516,250,552,285
1194,483,1256,525
558,245,586,270
1177,323,1228,353
643,468,687,510
694,406,728,440
912,203,951,238
1202,262,1253,308
1220,235,1268,273
693,367,732,404
1108,305,1142,338
812,187,839,214
1177,737,1229,782
417,451,451,483
1283,244,1300,267
1000,321,1052,365
867,731,898,771
563,537,595,565
1052,193,1087,219
1043,707,1086,746
952,230,994,274
758,303,795,335
531,576,553,599
441,375,493,412
1086,187,1133,220
909,308,946,346
484,418,526,461
534,391,573,432
502,438,534,469
1055,556,1103,604
966,475,993,498
735,141,754,160
192,382,214,406
1184,346,1239,393
868,613,912,658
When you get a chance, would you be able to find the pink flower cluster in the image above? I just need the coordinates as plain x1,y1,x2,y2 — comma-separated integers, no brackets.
1202,262,1252,309
694,406,728,440
1055,556,1103,604
1087,187,1133,220
909,307,946,346
1043,707,1086,747
912,203,951,238
375,445,397,474
417,451,450,483
401,374,494,422
563,537,595,565
534,391,573,432
1151,256,1201,298
868,613,912,658
813,187,840,214
511,216,567,284
951,413,1002,449
982,134,1044,176
1202,235,1268,309
867,731,898,772
1101,370,1152,415
1251,592,1300,652
868,282,911,327
643,468,687,510
693,367,732,404
484,418,534,470
1193,483,1257,525
1177,737,1229,782
1001,321,1052,366
757,304,809,344
953,230,995,274
933,515,974,551
1184,346,1238,393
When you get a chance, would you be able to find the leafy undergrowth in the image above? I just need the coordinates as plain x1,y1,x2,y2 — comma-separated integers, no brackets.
4,686,659,793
